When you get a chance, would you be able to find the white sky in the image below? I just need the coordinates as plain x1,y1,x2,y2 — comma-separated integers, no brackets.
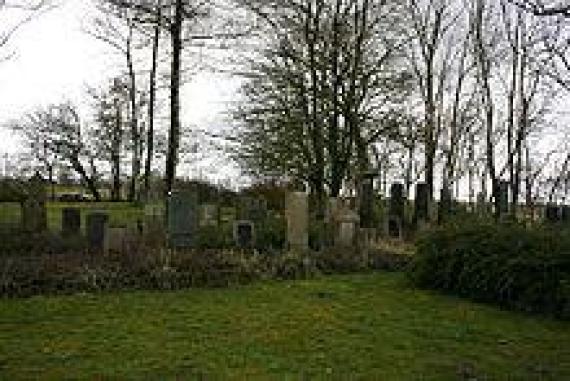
0,0,236,159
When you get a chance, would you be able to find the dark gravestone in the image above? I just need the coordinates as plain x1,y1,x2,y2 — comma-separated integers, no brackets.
168,190,198,248
87,212,109,252
387,183,405,239
22,172,48,233
389,183,405,219
545,204,561,224
62,208,81,236
438,185,453,224
414,183,429,225
497,181,510,216
562,206,570,223
388,219,401,239
359,171,376,228
234,220,254,248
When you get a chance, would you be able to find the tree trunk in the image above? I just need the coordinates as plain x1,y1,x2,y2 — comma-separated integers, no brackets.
144,4,161,200
126,23,140,202
165,0,183,197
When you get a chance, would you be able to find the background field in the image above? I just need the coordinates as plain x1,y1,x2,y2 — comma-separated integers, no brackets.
0,272,568,380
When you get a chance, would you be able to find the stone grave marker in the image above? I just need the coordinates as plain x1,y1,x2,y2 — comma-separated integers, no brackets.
87,212,109,252
497,180,510,216
233,220,254,248
167,190,198,248
387,183,404,239
438,184,453,224
414,182,430,227
22,172,47,233
199,203,219,227
62,208,81,237
545,203,561,223
359,171,376,229
104,226,127,254
562,206,570,223
285,192,309,252
337,209,360,247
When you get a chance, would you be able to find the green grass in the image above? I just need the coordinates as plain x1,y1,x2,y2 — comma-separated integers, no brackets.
0,272,568,380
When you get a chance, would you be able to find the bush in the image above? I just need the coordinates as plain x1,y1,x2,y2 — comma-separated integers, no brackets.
408,220,570,319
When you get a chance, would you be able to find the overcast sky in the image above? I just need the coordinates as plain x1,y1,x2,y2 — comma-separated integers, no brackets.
0,0,235,150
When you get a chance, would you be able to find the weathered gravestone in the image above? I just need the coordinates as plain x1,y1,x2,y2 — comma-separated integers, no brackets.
62,208,81,237
476,192,489,215
285,192,309,251
438,184,453,224
167,190,198,248
414,182,430,227
220,207,237,225
337,209,360,247
87,212,109,252
22,173,48,233
387,183,405,239
199,204,219,227
562,206,570,223
233,220,254,248
104,226,127,254
359,171,376,229
497,180,510,216
545,203,561,224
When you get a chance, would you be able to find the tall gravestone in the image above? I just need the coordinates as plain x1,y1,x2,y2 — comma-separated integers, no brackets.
87,212,109,252
233,220,255,248
497,180,510,216
167,190,198,248
545,203,561,224
561,206,570,224
359,171,376,229
62,208,81,237
22,172,48,233
438,184,453,224
199,204,219,227
285,192,309,251
387,183,405,239
414,182,430,226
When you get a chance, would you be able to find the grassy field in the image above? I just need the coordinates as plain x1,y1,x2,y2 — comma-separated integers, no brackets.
0,202,144,232
0,272,568,380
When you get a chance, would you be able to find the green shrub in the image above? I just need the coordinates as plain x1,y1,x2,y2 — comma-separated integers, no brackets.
408,220,570,319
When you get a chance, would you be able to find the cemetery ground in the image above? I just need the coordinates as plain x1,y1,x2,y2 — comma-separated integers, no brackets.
1,272,569,380
0,201,143,232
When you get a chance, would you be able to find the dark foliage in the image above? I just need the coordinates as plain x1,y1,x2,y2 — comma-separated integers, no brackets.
0,243,410,298
408,220,570,319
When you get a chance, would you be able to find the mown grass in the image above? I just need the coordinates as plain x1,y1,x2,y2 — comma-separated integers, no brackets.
0,272,568,380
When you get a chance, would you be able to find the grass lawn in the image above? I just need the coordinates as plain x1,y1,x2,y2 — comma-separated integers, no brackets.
0,272,568,380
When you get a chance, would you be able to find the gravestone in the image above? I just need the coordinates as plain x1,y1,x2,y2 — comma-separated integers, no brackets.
337,209,360,247
476,192,489,215
87,212,109,252
62,208,81,236
438,184,453,224
562,206,570,223
104,226,127,254
497,181,510,216
233,220,254,248
285,191,309,251
414,182,430,226
359,171,376,228
545,204,561,223
220,207,237,225
387,183,405,239
167,190,198,248
22,172,47,233
199,204,219,227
